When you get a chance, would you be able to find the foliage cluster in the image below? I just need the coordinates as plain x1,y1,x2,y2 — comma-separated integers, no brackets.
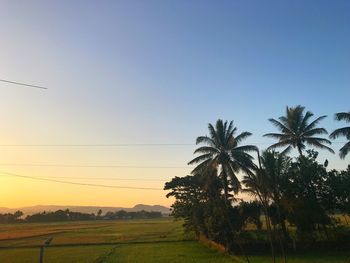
0,209,163,223
0,211,23,223
165,106,350,262
104,210,162,220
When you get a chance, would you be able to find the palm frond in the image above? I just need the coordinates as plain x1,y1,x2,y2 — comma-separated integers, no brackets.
235,131,252,144
225,125,237,146
329,127,350,139
280,145,292,155
306,138,334,153
305,137,332,145
208,123,220,147
299,111,314,132
216,120,226,146
193,146,220,155
226,121,234,135
190,158,214,175
335,112,350,122
263,133,289,139
233,145,258,153
196,136,217,147
303,127,328,137
223,164,241,193
266,140,294,151
188,153,212,165
339,141,350,159
304,115,327,132
268,118,293,134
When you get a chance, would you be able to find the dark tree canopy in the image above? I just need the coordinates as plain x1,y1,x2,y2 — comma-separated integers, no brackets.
188,119,257,203
264,105,334,156
330,112,350,159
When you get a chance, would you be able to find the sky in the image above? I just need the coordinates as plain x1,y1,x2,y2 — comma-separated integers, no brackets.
0,0,349,208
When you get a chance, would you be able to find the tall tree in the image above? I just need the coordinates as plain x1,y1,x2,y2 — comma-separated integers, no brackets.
260,151,290,241
330,112,350,159
284,150,332,241
242,165,276,263
188,119,257,205
260,151,290,263
264,105,334,156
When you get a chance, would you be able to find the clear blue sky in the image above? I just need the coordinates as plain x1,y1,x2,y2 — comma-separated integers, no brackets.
0,1,349,207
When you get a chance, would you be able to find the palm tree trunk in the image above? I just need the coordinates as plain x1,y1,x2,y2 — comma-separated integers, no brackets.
263,206,276,263
255,150,275,263
275,203,288,263
222,182,229,207
276,223,287,263
223,201,250,263
258,195,275,263
297,146,303,157
280,219,289,241
220,169,230,207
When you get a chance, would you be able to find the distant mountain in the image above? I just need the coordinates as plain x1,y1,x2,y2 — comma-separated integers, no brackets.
0,204,170,215
131,204,170,214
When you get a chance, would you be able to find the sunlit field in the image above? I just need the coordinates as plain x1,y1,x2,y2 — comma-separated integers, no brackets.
0,218,349,263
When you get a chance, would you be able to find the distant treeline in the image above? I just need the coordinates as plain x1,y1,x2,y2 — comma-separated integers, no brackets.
0,209,163,223
0,211,24,223
104,210,162,220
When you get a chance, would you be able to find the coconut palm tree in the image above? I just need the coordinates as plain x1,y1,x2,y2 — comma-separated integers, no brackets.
260,151,290,241
330,112,350,159
260,151,291,263
264,105,334,156
188,119,257,205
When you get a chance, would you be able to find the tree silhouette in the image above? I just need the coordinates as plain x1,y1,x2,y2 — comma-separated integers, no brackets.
330,112,350,159
188,119,257,205
264,105,334,156
97,209,103,219
242,162,276,263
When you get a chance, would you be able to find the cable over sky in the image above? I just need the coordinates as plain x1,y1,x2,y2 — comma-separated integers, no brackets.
0,78,48,90
0,142,346,147
0,171,163,190
0,163,188,169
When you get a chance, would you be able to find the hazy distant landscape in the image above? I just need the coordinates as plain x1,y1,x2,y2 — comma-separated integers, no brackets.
0,204,170,215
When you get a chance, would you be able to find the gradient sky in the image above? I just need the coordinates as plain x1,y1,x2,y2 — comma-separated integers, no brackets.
0,0,349,208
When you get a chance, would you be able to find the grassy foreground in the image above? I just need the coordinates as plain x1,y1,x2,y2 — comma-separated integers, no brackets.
0,218,348,263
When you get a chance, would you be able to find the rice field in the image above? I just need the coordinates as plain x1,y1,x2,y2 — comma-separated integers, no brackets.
0,218,349,263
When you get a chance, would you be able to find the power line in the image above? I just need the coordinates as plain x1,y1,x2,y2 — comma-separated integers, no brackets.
0,171,163,190
0,163,188,169
0,79,47,90
0,174,167,181
0,144,193,147
0,142,346,147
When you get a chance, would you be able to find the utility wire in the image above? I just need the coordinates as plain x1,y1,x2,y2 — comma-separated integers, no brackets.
0,79,47,90
0,171,163,190
0,174,167,181
0,142,346,147
0,163,188,169
0,144,194,147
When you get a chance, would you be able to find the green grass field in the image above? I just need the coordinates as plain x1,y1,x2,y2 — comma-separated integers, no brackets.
0,218,349,263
